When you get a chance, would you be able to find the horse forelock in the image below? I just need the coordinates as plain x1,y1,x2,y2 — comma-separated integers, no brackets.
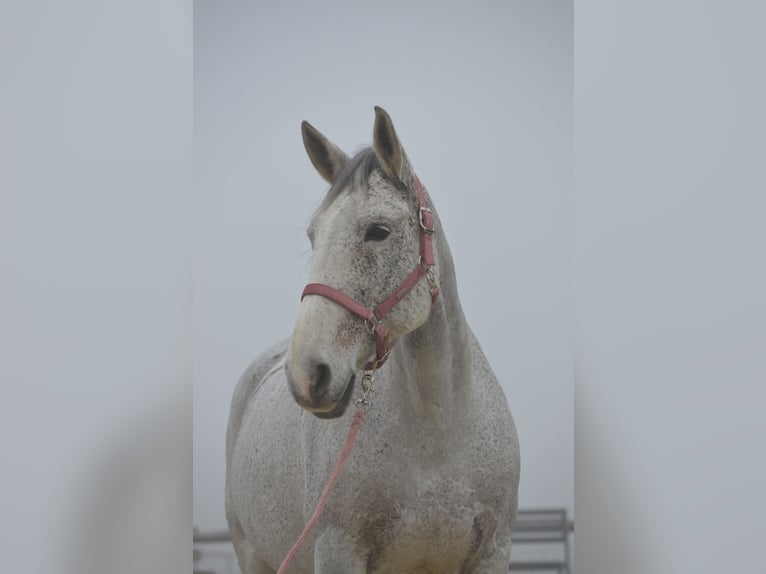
314,147,412,217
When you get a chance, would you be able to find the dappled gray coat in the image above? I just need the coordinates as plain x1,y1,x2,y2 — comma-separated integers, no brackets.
226,107,520,573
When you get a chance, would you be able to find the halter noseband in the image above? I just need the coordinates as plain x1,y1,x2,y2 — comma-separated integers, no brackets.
301,175,440,376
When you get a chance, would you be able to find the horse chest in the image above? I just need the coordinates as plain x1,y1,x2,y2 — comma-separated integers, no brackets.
352,473,496,573
330,405,512,570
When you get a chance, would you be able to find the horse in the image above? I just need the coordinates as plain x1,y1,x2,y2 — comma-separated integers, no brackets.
225,106,520,573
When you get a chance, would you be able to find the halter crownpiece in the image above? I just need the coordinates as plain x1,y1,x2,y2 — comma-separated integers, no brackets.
301,174,440,404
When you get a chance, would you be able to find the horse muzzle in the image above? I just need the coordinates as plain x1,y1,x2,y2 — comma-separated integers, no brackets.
285,356,356,419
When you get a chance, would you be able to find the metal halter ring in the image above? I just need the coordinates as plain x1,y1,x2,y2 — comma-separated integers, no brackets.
364,315,379,336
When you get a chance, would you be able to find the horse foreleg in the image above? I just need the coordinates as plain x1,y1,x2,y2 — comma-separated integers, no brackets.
463,544,512,574
313,527,368,574
233,540,275,574
227,510,274,574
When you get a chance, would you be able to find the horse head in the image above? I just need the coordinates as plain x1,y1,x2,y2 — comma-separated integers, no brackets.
285,107,438,419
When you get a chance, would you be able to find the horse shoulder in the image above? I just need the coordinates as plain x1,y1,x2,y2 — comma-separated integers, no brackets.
226,338,289,463
226,340,289,574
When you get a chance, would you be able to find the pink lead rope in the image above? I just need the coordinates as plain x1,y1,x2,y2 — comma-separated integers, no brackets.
276,410,366,574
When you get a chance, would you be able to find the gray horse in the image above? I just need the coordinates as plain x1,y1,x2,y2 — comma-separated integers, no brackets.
226,107,520,573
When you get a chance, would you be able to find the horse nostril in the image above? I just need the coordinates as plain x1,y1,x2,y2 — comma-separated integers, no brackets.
310,362,332,400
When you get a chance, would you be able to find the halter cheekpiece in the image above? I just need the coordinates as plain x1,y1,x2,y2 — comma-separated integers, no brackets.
300,174,440,407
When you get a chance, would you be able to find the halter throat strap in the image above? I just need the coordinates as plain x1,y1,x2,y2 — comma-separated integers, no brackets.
301,174,440,372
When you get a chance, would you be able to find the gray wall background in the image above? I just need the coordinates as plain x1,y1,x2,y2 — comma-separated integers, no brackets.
194,0,573,531
5,2,763,572
1,2,192,572
575,1,766,572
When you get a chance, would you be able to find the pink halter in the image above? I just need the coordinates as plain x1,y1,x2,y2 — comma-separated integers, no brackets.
301,174,440,372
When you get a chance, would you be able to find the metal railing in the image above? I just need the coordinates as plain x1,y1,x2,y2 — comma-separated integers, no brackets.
194,508,573,574
510,508,573,573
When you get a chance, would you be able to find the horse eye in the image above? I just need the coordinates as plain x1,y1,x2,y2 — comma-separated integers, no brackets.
364,224,391,242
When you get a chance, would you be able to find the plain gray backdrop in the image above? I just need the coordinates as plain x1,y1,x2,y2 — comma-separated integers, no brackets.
193,0,573,534
6,1,762,573
575,1,766,571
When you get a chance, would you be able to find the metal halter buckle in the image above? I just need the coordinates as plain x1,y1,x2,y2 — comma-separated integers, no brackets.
419,207,435,234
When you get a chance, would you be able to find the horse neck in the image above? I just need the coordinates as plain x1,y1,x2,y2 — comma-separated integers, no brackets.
389,215,472,426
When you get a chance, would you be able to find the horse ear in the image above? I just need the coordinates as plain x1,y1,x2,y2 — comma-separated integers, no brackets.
373,106,412,184
301,121,350,185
